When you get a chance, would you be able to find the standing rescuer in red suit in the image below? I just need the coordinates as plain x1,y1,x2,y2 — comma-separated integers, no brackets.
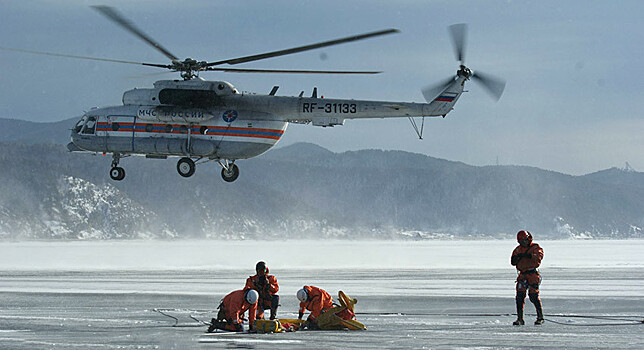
511,230,545,325
244,261,280,320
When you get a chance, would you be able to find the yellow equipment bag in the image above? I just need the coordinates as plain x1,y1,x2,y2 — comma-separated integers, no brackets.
254,319,282,333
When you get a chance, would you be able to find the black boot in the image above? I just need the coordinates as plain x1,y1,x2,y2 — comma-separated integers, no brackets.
207,319,227,333
513,292,526,325
207,318,218,333
529,293,544,325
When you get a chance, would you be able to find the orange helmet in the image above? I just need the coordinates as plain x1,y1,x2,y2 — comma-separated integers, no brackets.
517,230,532,244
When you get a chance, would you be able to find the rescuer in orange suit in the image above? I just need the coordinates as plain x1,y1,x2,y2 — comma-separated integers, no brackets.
511,230,545,325
296,285,334,329
244,261,280,320
207,289,259,332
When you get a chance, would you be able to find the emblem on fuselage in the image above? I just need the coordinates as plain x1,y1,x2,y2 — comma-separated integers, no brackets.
222,110,238,123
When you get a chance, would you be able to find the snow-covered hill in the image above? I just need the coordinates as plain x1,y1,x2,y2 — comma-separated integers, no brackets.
0,141,642,239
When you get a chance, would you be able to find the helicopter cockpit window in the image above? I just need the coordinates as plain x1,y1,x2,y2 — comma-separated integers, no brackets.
81,116,97,135
74,116,87,134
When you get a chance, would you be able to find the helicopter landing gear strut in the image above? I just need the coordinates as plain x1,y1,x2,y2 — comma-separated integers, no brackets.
218,159,239,182
177,157,196,178
110,153,125,181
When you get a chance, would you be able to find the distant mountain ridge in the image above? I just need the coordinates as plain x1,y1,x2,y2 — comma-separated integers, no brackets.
0,117,77,145
583,167,644,190
0,117,642,239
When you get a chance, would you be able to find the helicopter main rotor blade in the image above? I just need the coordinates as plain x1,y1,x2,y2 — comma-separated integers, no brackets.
448,23,467,64
205,67,381,74
472,70,506,101
0,46,170,68
92,5,179,61
207,28,399,66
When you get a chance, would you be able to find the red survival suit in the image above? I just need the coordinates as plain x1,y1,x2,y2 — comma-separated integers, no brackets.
510,230,544,325
298,285,333,326
245,268,279,320
211,289,257,332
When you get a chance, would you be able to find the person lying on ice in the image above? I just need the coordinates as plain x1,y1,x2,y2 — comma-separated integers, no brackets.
245,261,280,320
207,289,259,332
295,285,359,330
511,230,545,325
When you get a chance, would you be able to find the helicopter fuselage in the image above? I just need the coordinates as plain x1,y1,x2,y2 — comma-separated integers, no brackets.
69,77,466,181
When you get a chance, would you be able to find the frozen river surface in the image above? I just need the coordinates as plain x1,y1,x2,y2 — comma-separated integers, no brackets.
0,240,643,349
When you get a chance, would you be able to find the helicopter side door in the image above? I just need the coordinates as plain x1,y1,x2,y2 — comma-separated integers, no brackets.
103,115,136,153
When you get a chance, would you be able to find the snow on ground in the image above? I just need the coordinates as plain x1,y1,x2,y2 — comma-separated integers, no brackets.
0,240,642,349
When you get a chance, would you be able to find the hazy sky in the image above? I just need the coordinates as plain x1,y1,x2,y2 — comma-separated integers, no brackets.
1,0,642,175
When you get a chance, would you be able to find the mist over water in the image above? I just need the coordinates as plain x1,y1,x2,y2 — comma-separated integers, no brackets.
0,240,642,271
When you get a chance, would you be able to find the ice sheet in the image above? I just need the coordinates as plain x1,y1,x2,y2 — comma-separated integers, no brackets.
0,240,642,349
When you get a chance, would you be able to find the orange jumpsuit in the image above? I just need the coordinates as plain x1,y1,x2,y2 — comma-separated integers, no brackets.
511,242,544,294
216,289,257,332
298,285,333,323
245,272,279,319
511,242,544,321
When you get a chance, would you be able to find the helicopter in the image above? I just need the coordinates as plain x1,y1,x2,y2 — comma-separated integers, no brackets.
2,6,505,182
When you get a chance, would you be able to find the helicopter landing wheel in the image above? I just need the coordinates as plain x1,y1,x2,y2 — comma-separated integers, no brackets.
110,167,125,181
177,157,196,177
221,164,239,182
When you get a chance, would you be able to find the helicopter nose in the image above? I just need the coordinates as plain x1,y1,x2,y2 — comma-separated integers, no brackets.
67,141,83,152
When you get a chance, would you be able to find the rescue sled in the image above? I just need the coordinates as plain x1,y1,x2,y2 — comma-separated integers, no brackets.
254,291,366,332
315,290,366,330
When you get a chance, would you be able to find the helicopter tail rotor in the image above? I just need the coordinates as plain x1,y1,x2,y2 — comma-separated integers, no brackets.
422,23,505,102
471,70,506,101
421,76,456,102
448,23,467,65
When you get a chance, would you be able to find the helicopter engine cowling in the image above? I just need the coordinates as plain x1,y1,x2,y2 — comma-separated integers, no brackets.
123,88,160,106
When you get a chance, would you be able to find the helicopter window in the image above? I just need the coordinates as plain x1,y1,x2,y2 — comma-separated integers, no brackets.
82,117,96,134
218,84,225,90
111,122,120,131
74,117,87,133
165,124,173,133
179,125,188,134
199,126,207,135
145,124,154,132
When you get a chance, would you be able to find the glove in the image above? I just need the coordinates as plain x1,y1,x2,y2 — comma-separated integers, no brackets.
511,255,520,265
298,311,303,320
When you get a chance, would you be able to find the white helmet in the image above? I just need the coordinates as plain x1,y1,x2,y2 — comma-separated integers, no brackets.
245,289,259,304
296,288,308,302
